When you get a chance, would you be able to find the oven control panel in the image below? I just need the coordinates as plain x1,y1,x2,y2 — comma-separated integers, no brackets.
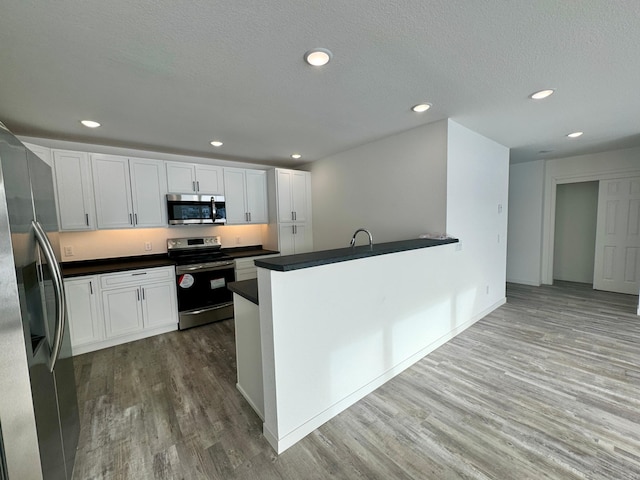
167,235,222,251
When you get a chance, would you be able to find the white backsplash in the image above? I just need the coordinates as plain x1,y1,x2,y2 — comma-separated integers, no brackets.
59,224,267,262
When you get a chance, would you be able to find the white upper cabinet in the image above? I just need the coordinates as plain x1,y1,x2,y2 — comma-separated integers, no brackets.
223,167,268,224
91,154,166,229
195,165,224,194
166,162,224,194
91,154,133,229
129,158,167,227
276,169,310,223
52,149,96,231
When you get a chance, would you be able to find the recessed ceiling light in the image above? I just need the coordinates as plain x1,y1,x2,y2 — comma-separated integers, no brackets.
291,154,302,159
80,120,100,128
210,140,223,147
304,48,332,67
411,103,432,113
529,89,555,100
567,131,583,138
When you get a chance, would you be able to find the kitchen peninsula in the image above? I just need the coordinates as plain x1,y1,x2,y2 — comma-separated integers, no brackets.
230,236,496,454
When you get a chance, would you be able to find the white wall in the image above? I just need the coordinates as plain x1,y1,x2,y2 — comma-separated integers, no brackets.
506,160,545,285
446,121,510,311
309,120,448,250
59,224,265,261
553,182,598,283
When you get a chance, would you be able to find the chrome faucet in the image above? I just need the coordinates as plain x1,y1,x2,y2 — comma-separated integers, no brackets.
350,228,373,247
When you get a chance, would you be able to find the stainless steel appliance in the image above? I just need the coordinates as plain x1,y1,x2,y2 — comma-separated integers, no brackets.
0,123,79,479
166,193,226,225
167,236,235,329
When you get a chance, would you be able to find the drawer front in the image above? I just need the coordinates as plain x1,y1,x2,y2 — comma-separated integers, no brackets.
100,266,175,289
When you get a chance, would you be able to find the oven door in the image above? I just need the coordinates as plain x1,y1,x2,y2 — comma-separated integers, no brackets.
175,261,235,329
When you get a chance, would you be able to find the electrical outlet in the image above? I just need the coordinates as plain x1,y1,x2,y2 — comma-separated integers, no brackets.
144,241,152,251
64,246,74,256
455,243,462,251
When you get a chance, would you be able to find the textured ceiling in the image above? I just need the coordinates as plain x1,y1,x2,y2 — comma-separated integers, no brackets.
1,1,639,167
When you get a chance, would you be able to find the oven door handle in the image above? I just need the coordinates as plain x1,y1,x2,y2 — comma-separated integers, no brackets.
176,261,235,274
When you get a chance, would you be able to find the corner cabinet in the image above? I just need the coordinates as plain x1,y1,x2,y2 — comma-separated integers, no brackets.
223,167,268,224
91,154,167,229
265,168,313,255
52,150,96,231
166,162,224,194
64,266,178,355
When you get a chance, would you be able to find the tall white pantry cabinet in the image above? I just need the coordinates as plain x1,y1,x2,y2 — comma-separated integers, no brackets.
265,168,313,256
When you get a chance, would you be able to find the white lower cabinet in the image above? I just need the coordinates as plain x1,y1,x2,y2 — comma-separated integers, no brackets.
234,254,280,281
65,275,103,348
102,285,144,337
65,266,178,355
278,223,313,255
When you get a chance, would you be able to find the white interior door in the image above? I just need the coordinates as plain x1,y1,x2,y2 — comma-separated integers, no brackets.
593,177,640,294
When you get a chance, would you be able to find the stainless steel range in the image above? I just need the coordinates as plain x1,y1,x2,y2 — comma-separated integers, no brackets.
167,236,235,330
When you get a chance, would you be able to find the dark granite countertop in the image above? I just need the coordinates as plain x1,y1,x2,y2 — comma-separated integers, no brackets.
228,279,259,305
254,237,459,272
222,246,279,259
62,254,176,278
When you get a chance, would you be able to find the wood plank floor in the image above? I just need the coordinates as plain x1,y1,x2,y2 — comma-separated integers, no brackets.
72,282,640,479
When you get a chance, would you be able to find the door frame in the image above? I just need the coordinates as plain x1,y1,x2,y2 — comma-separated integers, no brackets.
541,168,640,285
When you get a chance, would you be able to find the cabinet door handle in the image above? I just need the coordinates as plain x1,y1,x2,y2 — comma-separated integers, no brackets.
192,181,196,192
291,211,295,221
248,212,251,222
85,213,89,226
294,211,297,221
196,181,200,192
89,281,93,295
132,272,147,276
129,213,133,225
136,288,140,301
134,213,138,225
292,225,295,235
141,287,145,300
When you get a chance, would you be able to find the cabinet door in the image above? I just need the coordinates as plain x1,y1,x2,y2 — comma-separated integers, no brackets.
65,276,102,349
245,169,268,224
293,223,313,254
52,150,95,230
141,281,178,329
166,162,196,193
224,167,248,224
91,154,134,229
195,165,224,194
276,170,294,222
291,171,309,223
130,158,167,227
102,286,144,337
278,224,296,256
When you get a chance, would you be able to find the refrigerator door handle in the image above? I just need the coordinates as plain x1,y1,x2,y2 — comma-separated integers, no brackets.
32,220,66,373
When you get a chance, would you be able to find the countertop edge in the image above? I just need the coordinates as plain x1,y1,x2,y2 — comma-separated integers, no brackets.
228,279,259,305
255,238,458,272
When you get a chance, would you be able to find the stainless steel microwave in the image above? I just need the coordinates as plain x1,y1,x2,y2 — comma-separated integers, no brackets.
166,194,226,225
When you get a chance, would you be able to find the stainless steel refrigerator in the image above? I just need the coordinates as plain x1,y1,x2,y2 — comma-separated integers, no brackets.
0,123,79,479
